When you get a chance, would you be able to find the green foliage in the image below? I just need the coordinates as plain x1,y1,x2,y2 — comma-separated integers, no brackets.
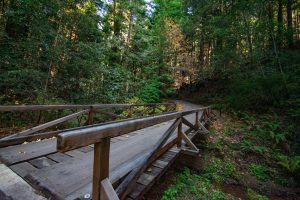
248,164,269,182
240,140,266,154
161,168,233,200
274,177,289,187
247,189,269,200
203,158,236,183
0,0,175,107
228,73,288,110
277,155,300,173
138,78,162,103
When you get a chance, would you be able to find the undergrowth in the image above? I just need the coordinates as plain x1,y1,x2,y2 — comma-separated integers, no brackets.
161,110,299,200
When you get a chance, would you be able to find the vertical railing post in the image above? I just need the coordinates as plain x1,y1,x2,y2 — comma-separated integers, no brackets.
128,106,132,118
195,112,200,129
177,118,182,148
93,137,110,200
88,106,94,125
203,109,207,124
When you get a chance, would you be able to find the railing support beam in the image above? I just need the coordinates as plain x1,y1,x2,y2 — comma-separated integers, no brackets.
195,112,200,129
93,138,110,200
177,119,183,148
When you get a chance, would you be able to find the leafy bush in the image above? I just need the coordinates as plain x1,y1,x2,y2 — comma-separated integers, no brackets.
240,140,266,154
161,168,233,200
248,164,269,182
277,155,300,173
227,68,300,113
138,78,162,103
247,188,269,200
228,73,288,110
203,158,236,183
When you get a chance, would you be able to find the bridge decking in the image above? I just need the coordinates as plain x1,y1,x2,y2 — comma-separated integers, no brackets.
0,101,203,200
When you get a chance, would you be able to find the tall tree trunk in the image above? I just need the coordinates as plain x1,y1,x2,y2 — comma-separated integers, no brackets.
112,0,119,37
277,0,283,48
199,40,204,67
268,1,274,48
126,0,133,45
287,0,293,48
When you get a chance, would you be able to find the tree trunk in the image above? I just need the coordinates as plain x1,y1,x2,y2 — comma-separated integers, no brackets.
199,40,204,67
126,0,133,45
277,0,283,48
287,0,293,48
268,1,274,48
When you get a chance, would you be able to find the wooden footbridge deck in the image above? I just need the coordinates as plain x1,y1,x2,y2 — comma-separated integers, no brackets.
0,101,212,200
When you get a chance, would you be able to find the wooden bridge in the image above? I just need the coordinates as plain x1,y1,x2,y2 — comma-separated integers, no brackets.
0,101,212,200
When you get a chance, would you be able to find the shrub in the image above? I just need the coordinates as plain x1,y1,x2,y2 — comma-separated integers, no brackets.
248,164,269,182
138,78,161,103
277,155,300,173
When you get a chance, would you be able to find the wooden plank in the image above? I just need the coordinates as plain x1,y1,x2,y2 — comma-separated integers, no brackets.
0,164,46,200
127,149,180,200
2,109,89,140
115,119,180,199
137,173,155,186
0,138,56,165
65,149,85,158
47,152,72,163
145,166,162,177
182,117,197,131
152,160,168,169
57,112,180,152
57,108,207,152
182,132,199,152
128,183,145,200
24,122,175,199
0,115,161,148
0,131,59,148
195,111,200,128
199,122,209,134
29,157,57,169
177,120,183,148
63,150,151,200
181,148,200,156
10,162,37,177
93,138,110,200
100,178,119,200
78,146,94,153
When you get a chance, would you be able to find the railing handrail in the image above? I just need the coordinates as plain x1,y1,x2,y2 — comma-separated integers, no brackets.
57,107,209,152
0,103,175,112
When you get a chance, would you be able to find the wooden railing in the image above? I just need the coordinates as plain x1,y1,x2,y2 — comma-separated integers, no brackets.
0,103,176,147
57,106,211,200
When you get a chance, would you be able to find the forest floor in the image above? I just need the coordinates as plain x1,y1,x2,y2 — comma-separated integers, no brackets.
144,110,300,200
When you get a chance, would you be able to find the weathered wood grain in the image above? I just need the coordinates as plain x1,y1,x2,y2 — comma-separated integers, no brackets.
29,157,57,169
0,139,57,165
10,162,37,177
93,138,110,200
116,119,180,199
57,108,206,152
100,178,119,200
0,164,46,200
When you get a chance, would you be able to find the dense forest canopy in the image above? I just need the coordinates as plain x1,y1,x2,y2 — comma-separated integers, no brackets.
0,0,299,111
